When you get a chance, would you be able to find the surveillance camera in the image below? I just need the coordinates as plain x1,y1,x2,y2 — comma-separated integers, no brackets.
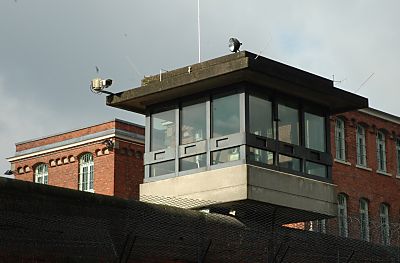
101,79,113,88
91,78,113,92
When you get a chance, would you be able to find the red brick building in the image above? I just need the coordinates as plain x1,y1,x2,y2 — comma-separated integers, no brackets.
7,119,144,200
329,107,400,245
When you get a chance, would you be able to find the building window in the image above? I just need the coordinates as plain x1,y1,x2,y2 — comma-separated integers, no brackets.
249,95,274,138
396,138,400,175
335,118,346,161
150,160,175,177
305,161,327,178
180,154,206,171
305,112,325,152
248,147,274,165
151,109,176,151
310,219,326,234
212,147,240,165
145,90,331,181
212,94,240,138
34,163,48,184
356,125,367,167
376,131,386,172
79,153,94,192
181,102,206,145
380,204,390,245
359,198,370,241
338,194,348,237
279,154,301,172
278,104,299,145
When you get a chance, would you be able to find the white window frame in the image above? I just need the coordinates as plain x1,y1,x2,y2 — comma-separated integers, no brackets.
335,118,346,161
310,219,326,234
338,193,348,237
79,153,94,193
34,163,48,184
380,204,390,245
356,125,367,167
376,131,387,172
359,198,370,241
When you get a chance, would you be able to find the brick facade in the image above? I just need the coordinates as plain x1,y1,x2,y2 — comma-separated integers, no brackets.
8,119,144,200
330,108,400,245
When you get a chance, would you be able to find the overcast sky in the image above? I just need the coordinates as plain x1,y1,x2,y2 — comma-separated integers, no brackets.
1,0,399,173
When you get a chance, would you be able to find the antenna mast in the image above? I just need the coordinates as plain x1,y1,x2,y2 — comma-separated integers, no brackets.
197,0,201,63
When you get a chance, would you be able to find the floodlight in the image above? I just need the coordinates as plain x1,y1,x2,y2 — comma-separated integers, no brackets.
229,38,242,53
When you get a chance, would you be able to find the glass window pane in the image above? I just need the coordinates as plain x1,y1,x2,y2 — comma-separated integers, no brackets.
180,154,206,171
305,161,327,178
249,95,273,138
279,154,300,171
150,160,175,177
335,119,346,160
151,110,176,151
278,104,299,145
212,94,240,137
212,147,240,165
181,102,206,145
248,147,274,165
357,125,367,166
305,112,326,152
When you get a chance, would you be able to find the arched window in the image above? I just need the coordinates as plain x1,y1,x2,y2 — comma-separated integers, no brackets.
359,198,369,241
380,204,390,245
335,118,346,161
356,125,367,166
34,163,48,184
79,153,94,192
376,131,386,172
337,193,348,237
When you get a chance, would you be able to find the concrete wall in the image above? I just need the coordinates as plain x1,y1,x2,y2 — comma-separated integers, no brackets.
140,164,337,221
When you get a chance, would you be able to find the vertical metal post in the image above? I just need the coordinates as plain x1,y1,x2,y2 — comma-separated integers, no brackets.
145,113,151,179
197,0,201,63
206,98,211,168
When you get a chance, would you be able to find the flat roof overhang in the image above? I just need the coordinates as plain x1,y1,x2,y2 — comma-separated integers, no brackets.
107,51,368,114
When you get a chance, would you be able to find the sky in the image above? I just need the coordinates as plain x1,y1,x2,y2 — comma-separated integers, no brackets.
1,0,399,173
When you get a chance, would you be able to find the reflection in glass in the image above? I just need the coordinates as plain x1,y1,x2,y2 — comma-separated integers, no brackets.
212,94,240,137
305,112,326,152
180,154,206,171
248,147,274,165
249,95,274,138
212,147,240,165
150,160,175,177
305,161,327,177
279,154,300,171
278,104,299,145
181,102,206,145
151,110,175,151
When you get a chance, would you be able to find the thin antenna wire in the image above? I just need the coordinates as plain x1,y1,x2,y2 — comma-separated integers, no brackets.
197,0,201,63
255,32,272,59
125,56,143,77
355,72,374,93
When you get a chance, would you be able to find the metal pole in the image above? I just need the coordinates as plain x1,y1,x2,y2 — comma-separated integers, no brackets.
197,0,201,63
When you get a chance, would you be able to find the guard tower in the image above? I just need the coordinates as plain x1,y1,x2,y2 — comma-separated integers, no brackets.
107,51,367,224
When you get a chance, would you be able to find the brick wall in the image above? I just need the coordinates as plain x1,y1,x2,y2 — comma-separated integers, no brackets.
114,140,144,200
11,120,145,200
331,110,400,244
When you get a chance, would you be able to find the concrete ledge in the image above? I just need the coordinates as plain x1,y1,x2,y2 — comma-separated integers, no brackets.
140,164,337,219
